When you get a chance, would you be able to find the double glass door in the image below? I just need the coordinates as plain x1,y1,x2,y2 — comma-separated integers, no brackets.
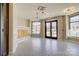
45,20,58,39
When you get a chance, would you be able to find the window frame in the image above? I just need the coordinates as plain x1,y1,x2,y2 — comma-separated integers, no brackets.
69,12,79,29
69,12,79,37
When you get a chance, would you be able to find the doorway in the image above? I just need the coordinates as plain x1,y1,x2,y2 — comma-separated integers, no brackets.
0,3,5,56
45,20,58,39
0,3,9,56
5,3,9,56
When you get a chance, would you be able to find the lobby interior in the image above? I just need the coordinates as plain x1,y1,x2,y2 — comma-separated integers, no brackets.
0,3,79,56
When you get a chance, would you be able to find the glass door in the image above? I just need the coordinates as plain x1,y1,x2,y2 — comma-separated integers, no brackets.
51,21,57,39
45,20,58,39
46,22,51,37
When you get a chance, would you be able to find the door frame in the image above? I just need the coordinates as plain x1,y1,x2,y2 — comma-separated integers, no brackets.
45,20,58,39
3,3,9,56
0,3,9,56
5,3,9,56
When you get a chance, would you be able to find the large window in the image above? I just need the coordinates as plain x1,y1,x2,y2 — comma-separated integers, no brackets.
69,15,79,37
32,22,40,34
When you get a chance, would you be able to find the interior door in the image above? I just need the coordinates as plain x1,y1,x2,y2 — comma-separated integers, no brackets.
45,20,58,39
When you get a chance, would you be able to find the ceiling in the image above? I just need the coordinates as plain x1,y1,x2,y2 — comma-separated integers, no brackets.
14,3,79,21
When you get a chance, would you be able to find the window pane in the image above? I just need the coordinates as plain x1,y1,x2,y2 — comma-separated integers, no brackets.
46,22,50,36
69,15,79,37
33,23,37,25
32,22,40,34
36,22,40,25
32,30,37,34
46,22,50,32
37,26,40,29
32,26,36,29
52,22,57,37
70,22,79,37
37,29,40,31
47,32,50,36
70,22,79,31
46,23,50,28
37,30,40,34
70,15,79,22
32,29,36,32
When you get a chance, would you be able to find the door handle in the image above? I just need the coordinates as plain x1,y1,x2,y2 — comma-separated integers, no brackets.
2,28,4,32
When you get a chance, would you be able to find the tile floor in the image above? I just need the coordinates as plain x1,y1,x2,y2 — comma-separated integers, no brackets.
12,37,79,56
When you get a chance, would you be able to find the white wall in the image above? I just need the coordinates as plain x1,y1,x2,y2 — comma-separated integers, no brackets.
12,4,32,53
13,4,18,53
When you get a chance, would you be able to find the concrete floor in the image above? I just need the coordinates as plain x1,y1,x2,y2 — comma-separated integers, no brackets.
12,37,79,56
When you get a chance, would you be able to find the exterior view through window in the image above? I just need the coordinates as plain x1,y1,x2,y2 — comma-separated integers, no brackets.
32,22,40,34
70,15,79,37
